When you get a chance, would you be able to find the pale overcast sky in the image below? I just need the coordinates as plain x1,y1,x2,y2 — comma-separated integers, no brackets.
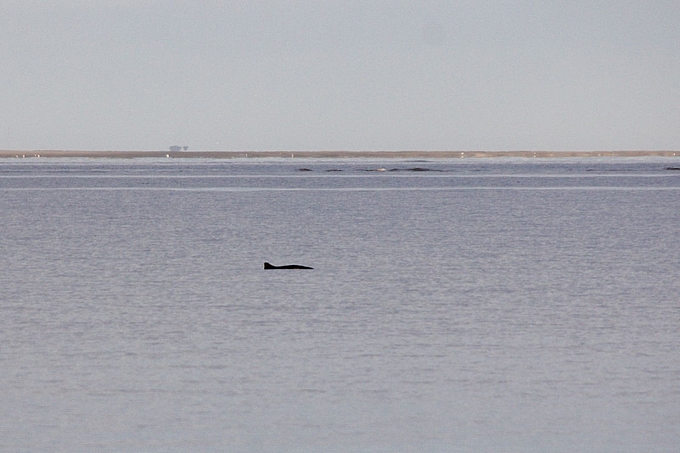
1,0,678,151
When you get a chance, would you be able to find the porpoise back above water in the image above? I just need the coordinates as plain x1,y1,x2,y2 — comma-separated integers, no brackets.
264,262,314,270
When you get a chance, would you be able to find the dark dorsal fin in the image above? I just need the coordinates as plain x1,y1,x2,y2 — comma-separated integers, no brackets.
264,262,313,270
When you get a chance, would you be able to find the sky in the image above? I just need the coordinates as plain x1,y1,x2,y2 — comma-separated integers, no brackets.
1,0,679,151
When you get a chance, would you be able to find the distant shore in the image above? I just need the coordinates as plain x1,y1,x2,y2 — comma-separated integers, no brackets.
1,150,678,159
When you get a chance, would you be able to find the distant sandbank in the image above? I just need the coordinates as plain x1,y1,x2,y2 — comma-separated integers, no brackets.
0,150,678,159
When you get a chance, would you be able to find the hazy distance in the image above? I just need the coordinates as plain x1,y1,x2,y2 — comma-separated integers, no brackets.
1,0,679,151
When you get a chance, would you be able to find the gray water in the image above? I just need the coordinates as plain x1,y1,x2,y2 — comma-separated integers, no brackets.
1,158,679,452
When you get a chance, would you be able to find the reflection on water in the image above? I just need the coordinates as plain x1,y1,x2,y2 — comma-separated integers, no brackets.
1,158,679,452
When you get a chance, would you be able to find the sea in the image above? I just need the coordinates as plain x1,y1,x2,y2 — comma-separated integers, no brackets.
1,156,679,452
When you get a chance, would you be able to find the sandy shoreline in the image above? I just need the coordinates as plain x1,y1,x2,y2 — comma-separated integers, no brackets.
0,149,678,159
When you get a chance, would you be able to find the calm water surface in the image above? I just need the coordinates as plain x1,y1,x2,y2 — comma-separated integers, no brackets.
1,158,679,452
